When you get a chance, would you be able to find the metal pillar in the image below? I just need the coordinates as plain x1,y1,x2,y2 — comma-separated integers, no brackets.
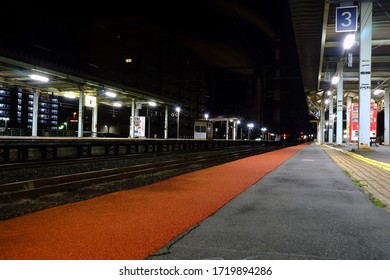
346,96,352,145
385,87,390,145
317,121,322,144
32,90,39,137
129,98,135,138
176,112,180,139
328,91,334,143
336,61,344,144
92,101,98,137
225,120,229,140
164,105,168,139
319,93,326,144
78,86,84,138
358,1,372,149
233,121,237,140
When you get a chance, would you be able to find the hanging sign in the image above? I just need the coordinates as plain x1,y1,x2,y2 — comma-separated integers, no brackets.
336,6,357,32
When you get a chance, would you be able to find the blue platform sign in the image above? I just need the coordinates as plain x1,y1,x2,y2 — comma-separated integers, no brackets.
336,6,357,32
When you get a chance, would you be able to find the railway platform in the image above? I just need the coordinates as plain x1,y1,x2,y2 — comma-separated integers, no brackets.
149,143,390,260
0,143,390,260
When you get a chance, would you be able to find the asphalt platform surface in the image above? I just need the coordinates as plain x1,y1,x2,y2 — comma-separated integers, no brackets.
149,143,390,260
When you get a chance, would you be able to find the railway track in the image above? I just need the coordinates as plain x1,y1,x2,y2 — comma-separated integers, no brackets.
0,145,285,202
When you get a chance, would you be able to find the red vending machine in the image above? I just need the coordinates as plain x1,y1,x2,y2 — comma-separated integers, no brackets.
349,103,377,142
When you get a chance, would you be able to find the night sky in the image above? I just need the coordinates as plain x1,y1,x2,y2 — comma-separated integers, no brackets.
146,0,312,135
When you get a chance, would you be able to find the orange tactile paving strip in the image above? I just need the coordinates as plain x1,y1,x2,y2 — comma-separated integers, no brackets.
0,144,307,260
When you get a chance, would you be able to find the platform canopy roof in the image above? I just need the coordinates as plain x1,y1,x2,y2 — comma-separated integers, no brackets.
288,0,390,119
0,55,176,108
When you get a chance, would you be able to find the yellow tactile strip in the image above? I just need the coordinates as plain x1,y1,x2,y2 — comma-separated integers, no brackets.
322,145,390,211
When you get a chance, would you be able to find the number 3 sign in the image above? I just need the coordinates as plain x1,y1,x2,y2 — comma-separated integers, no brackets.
336,6,357,32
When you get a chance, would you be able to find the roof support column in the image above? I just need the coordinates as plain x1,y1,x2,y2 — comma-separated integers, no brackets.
32,90,39,137
225,120,229,140
358,0,372,149
318,94,325,145
78,86,84,138
328,91,334,143
91,100,98,138
336,61,344,144
164,105,168,139
233,120,237,140
346,96,352,145
384,87,390,145
129,98,135,138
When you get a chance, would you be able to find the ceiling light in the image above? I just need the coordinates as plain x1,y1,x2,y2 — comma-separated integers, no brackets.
105,91,116,98
343,33,355,50
64,93,76,99
148,101,157,106
29,74,49,82
113,102,122,107
331,76,340,85
373,89,384,95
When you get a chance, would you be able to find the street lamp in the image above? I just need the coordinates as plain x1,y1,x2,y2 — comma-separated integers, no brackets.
176,107,181,138
247,123,254,140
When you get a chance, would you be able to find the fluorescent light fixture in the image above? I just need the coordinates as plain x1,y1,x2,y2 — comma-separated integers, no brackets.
105,91,116,98
343,33,355,50
113,102,122,107
331,76,340,85
64,93,76,99
148,101,157,107
373,89,384,95
29,74,49,82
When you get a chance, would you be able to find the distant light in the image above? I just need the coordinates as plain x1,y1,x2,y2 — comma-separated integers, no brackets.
29,74,49,82
204,113,209,120
325,99,329,104
113,102,122,107
331,76,340,85
105,91,116,98
125,58,132,63
176,107,181,113
64,93,76,99
327,90,332,96
343,33,355,50
148,101,157,107
237,120,241,124
247,123,254,128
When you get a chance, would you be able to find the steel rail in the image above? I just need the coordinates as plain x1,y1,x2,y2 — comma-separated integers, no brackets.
0,146,277,201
